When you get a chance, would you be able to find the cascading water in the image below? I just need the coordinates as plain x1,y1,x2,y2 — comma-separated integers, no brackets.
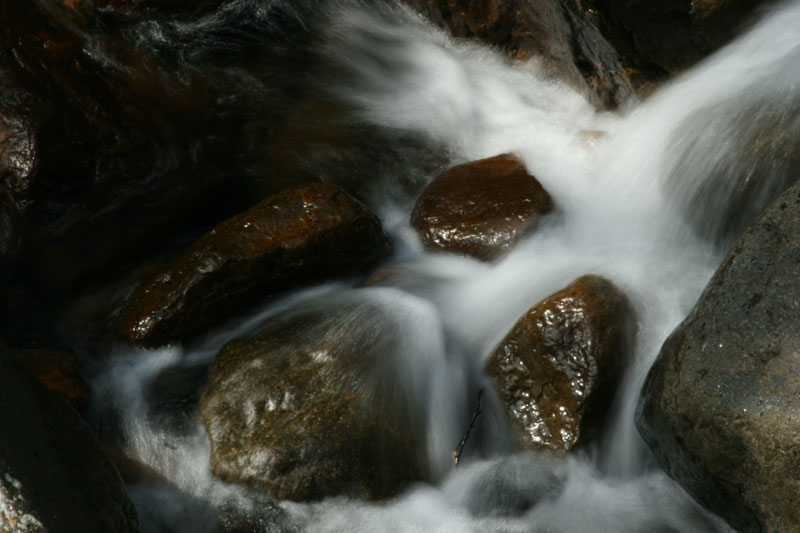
86,0,800,531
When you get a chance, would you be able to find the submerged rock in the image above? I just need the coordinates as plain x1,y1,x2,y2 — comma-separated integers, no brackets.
637,180,800,533
411,154,552,261
665,101,800,248
145,362,210,434
460,453,567,518
0,342,138,532
116,183,391,347
486,275,633,452
10,348,91,411
199,289,440,501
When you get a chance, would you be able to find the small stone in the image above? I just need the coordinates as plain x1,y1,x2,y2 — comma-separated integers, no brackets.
486,275,633,452
411,154,553,261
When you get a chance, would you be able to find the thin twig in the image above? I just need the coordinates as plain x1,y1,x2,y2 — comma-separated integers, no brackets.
453,388,483,467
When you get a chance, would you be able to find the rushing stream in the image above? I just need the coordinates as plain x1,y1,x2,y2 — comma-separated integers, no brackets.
84,1,800,531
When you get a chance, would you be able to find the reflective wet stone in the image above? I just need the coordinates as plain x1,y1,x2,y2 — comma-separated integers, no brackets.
486,275,634,452
116,183,392,347
411,154,553,261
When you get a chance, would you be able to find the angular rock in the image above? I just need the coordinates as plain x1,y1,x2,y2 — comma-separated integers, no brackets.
199,290,434,501
411,154,553,261
637,180,800,533
116,183,392,347
402,0,637,109
486,275,633,452
0,342,138,532
10,348,91,411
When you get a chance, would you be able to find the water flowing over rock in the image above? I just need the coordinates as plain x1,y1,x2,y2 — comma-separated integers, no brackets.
0,342,138,532
486,275,633,452
411,154,553,261
637,180,800,533
116,183,392,347
199,290,438,501
665,101,800,249
402,0,637,109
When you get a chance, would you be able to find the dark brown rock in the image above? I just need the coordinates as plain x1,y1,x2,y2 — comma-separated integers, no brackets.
117,183,392,347
198,291,429,501
486,275,633,452
403,0,637,109
0,341,138,532
10,348,91,411
411,154,553,261
637,179,800,533
0,0,295,298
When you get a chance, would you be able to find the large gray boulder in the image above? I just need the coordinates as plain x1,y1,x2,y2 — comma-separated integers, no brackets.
637,179,800,532
0,342,139,532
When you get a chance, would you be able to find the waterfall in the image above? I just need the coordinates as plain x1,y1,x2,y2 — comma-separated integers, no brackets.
87,0,799,531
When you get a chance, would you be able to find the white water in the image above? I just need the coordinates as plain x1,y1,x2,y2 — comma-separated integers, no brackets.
89,1,800,531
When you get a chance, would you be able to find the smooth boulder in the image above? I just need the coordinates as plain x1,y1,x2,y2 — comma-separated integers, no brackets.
199,289,443,501
411,154,553,261
116,183,391,347
486,275,633,452
637,179,800,533
0,342,138,532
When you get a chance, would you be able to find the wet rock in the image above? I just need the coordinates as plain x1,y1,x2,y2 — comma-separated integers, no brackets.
599,0,767,76
98,441,173,487
411,154,553,261
486,275,633,452
215,497,299,533
199,289,435,501
116,183,392,347
10,348,91,411
637,180,800,533
460,453,566,518
403,0,637,109
0,341,138,532
0,0,292,298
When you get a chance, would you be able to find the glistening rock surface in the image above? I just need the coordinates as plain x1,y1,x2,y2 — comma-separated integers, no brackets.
199,289,439,501
486,275,633,452
637,179,800,533
117,183,391,347
411,154,552,261
0,342,138,532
